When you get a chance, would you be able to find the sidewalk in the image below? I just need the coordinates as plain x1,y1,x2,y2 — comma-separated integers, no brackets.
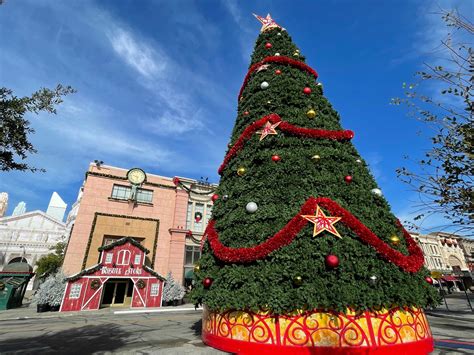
0,302,200,321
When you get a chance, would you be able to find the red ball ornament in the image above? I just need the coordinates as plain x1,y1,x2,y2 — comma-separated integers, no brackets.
203,277,213,289
325,254,339,268
303,87,312,95
243,111,249,116
275,69,282,75
425,276,433,285
344,175,353,183
265,42,272,49
211,194,219,202
271,155,281,162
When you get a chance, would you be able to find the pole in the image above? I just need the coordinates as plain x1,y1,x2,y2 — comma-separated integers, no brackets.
462,278,473,312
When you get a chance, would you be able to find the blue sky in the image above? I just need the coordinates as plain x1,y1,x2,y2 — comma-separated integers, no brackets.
0,0,471,233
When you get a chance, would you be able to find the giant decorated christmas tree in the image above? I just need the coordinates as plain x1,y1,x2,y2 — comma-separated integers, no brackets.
191,14,439,354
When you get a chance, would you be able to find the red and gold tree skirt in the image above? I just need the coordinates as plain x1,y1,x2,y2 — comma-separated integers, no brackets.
202,306,433,354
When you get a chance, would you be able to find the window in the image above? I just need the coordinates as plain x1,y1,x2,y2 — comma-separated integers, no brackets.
112,185,131,200
150,283,159,296
193,203,204,232
111,184,153,203
185,246,201,266
117,250,131,265
186,202,213,232
186,202,193,229
105,253,113,264
134,254,141,265
69,284,82,299
136,189,153,203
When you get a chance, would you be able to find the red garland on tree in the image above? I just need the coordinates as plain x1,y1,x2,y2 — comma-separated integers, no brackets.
238,56,318,100
218,113,354,174
203,196,424,273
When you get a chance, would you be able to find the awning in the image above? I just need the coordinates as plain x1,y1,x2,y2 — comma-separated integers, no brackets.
442,276,458,282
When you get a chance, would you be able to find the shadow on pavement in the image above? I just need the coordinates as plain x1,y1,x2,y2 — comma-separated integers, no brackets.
191,319,202,337
0,323,129,354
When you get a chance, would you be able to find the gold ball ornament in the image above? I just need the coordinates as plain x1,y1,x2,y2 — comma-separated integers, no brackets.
390,235,401,246
306,109,317,119
311,154,321,161
293,275,303,286
193,265,200,272
293,51,299,57
237,167,247,176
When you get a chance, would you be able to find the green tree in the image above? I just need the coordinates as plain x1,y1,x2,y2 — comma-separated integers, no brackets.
35,241,66,278
0,85,76,172
392,10,473,235
191,17,439,314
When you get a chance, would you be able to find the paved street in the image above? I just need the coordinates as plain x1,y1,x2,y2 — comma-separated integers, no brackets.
0,305,472,354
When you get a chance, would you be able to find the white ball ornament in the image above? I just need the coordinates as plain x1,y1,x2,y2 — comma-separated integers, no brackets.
246,202,258,213
356,159,362,164
277,32,281,36
275,53,280,56
260,81,269,90
371,188,382,197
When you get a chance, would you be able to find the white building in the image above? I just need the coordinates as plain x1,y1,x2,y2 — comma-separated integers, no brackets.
0,192,67,289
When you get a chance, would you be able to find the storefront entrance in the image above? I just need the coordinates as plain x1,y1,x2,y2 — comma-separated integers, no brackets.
101,279,133,307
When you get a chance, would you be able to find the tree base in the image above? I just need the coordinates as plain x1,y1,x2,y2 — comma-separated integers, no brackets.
202,306,434,354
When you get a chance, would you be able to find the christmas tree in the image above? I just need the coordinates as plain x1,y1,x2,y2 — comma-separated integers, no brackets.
192,14,439,354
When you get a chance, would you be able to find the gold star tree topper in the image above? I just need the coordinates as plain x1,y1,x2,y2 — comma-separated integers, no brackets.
253,13,282,33
256,121,280,141
301,205,342,238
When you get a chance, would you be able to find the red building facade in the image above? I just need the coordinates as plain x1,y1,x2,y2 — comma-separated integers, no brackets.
60,238,165,312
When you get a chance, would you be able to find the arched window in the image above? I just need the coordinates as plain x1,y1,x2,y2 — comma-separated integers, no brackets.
117,250,131,265
8,256,28,264
448,255,462,268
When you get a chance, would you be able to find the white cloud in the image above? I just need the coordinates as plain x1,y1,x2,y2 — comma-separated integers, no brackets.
221,0,255,61
107,28,167,78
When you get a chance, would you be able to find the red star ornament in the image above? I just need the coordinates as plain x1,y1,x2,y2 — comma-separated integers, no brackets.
256,121,281,141
301,205,342,238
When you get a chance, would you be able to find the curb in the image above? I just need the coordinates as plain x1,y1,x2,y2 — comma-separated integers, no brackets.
426,311,474,322
114,307,202,315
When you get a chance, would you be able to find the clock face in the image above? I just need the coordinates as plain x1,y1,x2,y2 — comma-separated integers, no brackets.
127,168,146,185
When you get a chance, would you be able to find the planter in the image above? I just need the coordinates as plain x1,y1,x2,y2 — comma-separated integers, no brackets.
37,304,50,313
50,305,60,312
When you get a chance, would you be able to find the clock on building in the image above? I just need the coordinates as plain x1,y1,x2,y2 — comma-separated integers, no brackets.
127,168,146,185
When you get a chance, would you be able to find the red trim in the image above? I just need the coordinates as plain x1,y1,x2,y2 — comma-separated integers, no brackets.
203,333,434,355
205,197,424,272
219,113,353,175
239,56,318,100
442,276,458,281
